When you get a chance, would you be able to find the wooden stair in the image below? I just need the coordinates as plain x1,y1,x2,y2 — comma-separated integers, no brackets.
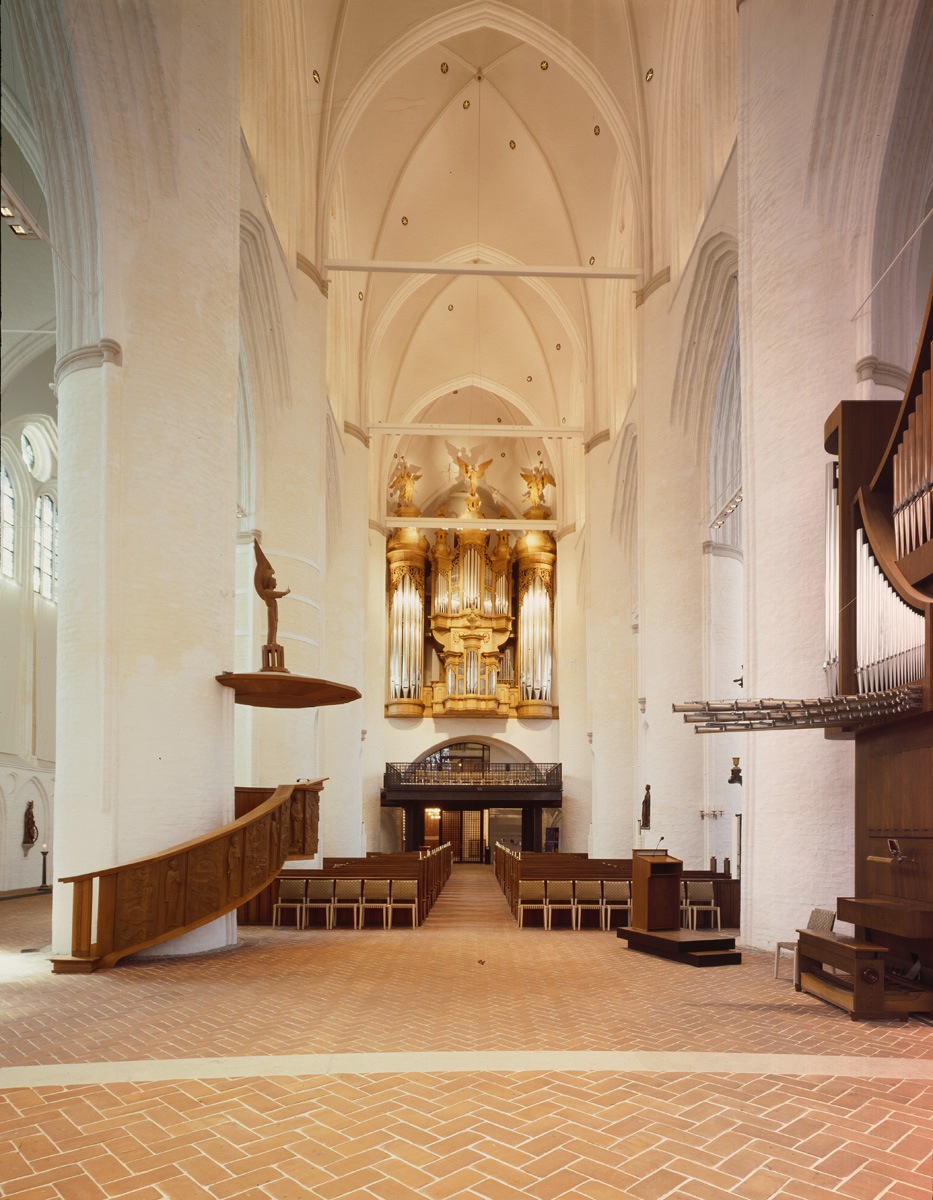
617,925,742,967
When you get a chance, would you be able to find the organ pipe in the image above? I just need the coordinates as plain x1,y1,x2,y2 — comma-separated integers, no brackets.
855,527,925,692
824,462,839,696
893,384,932,560
515,529,556,717
385,527,428,717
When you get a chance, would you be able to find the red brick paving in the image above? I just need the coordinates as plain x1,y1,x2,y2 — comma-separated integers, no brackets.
1,868,932,1198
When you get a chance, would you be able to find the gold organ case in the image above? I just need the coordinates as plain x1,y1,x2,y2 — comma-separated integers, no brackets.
385,523,556,719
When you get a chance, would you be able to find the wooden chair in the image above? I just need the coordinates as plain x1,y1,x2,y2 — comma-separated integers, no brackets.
601,879,631,930
389,878,419,927
272,878,306,929
303,877,335,929
361,878,391,929
774,907,835,978
545,879,575,930
332,878,362,929
685,880,720,930
573,880,603,930
516,879,547,928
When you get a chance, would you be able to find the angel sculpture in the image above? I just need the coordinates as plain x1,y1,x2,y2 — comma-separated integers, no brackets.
520,463,556,512
445,442,493,498
254,540,290,648
388,459,421,512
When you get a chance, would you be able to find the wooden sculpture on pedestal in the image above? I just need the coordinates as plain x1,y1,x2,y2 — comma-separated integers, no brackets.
254,540,290,672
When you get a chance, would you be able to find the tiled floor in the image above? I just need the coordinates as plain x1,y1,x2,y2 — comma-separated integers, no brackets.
1,866,931,1199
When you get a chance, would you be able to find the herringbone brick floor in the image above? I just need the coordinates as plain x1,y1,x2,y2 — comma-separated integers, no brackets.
1,866,931,1198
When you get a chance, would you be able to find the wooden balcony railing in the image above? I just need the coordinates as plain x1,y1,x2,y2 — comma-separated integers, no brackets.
384,762,562,788
52,781,323,973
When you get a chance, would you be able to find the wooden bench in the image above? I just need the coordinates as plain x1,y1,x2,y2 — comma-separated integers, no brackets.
796,928,933,1021
494,844,740,929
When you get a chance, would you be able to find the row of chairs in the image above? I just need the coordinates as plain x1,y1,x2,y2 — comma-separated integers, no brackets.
273,877,420,929
516,879,721,930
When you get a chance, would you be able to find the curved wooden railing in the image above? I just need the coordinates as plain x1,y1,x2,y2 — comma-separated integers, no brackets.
52,781,324,973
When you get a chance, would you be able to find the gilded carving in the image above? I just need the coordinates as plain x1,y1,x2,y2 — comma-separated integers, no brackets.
518,562,554,603
388,458,422,515
389,561,425,599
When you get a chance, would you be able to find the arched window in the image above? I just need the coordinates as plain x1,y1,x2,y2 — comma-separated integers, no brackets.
1,463,14,579
33,494,57,600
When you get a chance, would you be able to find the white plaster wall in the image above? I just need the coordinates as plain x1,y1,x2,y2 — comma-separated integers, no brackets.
0,418,59,895
553,523,592,854
320,431,369,857
582,444,632,857
0,767,54,892
738,1,855,952
51,4,240,956
702,546,744,868
636,283,709,869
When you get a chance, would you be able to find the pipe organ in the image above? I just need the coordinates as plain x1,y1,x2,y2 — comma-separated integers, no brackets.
385,525,556,719
386,527,429,717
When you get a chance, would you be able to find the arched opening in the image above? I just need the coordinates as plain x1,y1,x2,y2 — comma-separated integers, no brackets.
381,735,561,858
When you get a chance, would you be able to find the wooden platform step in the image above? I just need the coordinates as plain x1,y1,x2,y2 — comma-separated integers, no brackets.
684,948,743,967
617,926,742,968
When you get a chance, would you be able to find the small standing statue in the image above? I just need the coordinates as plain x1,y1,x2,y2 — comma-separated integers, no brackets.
640,784,651,831
22,800,39,855
254,540,291,673
520,463,556,519
446,442,492,518
389,458,422,516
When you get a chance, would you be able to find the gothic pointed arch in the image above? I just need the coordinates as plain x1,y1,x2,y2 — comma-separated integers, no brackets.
6,0,102,358
670,232,739,457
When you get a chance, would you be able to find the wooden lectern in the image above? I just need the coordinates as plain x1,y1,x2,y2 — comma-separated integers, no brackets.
631,849,682,930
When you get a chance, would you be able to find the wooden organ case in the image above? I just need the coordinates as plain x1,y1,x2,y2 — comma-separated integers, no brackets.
821,279,933,1018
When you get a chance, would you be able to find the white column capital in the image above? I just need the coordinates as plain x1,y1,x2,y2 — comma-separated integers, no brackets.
54,339,122,387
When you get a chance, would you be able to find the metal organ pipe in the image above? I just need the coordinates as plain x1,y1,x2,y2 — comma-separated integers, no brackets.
463,546,481,610
824,462,839,696
520,575,551,700
389,572,423,699
855,528,924,692
893,385,932,559
495,573,509,615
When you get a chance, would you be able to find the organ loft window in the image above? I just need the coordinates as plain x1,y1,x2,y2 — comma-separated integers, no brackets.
1,463,14,579
33,493,58,600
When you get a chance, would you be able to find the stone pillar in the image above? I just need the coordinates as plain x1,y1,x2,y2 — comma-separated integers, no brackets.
583,439,636,857
738,0,855,951
51,5,240,957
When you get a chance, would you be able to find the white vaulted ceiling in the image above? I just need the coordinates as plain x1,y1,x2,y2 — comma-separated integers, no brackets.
241,0,682,525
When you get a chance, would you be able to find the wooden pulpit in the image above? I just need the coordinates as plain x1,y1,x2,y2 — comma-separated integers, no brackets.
631,849,682,930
